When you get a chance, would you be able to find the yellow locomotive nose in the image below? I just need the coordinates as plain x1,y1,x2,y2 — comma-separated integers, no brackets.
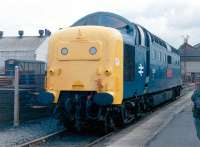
47,26,123,105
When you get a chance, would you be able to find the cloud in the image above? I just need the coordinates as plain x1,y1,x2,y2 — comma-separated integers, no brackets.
119,0,200,47
0,0,199,47
167,6,200,30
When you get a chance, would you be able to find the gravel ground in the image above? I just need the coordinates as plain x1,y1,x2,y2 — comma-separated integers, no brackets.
0,117,64,147
0,87,193,147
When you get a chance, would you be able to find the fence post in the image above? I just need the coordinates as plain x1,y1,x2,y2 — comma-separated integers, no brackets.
14,66,19,127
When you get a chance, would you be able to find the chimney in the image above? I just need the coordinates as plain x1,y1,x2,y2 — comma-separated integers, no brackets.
39,29,44,37
18,30,24,38
45,29,51,36
0,31,3,38
183,35,189,44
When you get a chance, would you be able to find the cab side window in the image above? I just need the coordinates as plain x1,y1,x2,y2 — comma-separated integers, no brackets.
167,55,172,64
124,44,135,81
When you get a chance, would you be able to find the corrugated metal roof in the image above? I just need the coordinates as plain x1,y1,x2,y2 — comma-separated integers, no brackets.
194,43,200,49
0,36,47,51
181,47,200,57
181,56,200,61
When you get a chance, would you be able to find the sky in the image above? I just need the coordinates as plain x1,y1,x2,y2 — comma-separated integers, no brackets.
0,0,199,48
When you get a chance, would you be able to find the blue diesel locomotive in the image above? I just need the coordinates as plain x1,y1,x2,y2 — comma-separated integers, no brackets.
73,12,181,101
46,12,182,131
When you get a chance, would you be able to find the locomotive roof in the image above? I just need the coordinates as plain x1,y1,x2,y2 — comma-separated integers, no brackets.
73,12,179,55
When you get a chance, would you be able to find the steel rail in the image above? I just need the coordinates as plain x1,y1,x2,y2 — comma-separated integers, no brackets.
17,86,193,147
17,129,66,147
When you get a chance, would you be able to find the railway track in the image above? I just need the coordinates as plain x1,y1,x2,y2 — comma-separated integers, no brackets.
17,86,194,147
17,129,66,147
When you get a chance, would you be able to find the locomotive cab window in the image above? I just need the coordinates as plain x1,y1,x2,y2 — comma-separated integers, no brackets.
124,44,135,81
72,15,100,26
100,15,126,28
100,15,133,34
73,13,133,35
86,15,100,25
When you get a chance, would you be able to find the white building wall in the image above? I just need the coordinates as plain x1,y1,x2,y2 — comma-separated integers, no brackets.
181,62,185,75
0,36,47,73
185,61,200,73
35,38,49,62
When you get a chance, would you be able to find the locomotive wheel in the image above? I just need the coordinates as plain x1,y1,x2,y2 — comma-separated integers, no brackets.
101,110,116,133
145,96,154,112
121,101,136,125
176,87,181,97
172,88,180,100
57,96,75,130
103,117,108,133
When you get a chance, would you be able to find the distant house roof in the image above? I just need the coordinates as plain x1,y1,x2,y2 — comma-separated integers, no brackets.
179,42,200,61
194,43,200,49
0,36,47,52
